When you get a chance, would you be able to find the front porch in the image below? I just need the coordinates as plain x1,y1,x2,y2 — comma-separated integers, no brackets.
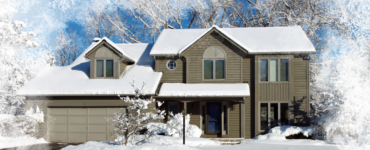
155,97,245,138
154,83,251,138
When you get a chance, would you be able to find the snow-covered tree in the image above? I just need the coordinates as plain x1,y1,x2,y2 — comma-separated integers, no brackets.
54,28,83,66
109,78,165,146
311,0,370,147
0,0,53,115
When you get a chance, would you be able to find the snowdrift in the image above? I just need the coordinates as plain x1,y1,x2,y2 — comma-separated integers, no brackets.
254,126,315,140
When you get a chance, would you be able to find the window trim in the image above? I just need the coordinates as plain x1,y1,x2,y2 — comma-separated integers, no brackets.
259,58,290,83
166,60,177,71
202,59,227,80
95,59,114,79
258,101,290,132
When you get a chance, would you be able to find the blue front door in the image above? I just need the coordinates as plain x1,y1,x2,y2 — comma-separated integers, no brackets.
207,103,221,134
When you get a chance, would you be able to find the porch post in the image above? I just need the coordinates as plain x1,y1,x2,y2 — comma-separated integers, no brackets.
183,102,187,114
241,97,245,138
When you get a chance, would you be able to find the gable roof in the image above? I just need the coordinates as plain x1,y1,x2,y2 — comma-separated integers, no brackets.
85,37,136,62
18,42,162,96
150,26,316,56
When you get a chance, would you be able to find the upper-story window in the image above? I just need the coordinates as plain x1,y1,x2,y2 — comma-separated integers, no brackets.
167,60,177,70
260,59,289,82
96,60,114,77
203,46,226,80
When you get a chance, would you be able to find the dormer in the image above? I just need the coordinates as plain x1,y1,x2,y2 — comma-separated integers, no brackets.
84,37,135,79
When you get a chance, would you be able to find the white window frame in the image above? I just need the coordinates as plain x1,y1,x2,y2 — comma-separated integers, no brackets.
166,60,177,70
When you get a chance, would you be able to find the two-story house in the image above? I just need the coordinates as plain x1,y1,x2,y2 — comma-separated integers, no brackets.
18,26,315,143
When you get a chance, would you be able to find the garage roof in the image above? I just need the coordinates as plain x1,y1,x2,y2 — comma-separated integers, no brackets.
18,42,162,96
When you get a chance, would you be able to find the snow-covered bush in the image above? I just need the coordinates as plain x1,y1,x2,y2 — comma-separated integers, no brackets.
0,106,44,138
147,113,202,138
254,125,315,140
108,78,165,146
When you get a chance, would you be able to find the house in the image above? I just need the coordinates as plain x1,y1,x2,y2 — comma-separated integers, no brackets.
18,25,315,143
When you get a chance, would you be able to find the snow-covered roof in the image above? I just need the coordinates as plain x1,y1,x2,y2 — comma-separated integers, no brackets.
18,43,162,96
157,83,250,97
150,26,316,56
85,37,136,62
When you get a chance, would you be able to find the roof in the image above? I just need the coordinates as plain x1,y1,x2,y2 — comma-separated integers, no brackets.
18,43,162,96
85,37,136,62
157,83,250,97
150,26,316,56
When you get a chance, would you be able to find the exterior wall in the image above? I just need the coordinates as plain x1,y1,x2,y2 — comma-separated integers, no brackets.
181,31,246,83
243,56,255,138
292,57,310,125
119,62,127,76
155,57,184,83
226,102,241,138
253,55,310,136
187,102,200,129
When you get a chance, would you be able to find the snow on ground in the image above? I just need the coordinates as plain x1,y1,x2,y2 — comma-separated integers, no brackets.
145,136,220,146
61,126,340,150
254,125,315,140
198,139,339,150
62,138,339,150
0,136,48,149
62,142,199,150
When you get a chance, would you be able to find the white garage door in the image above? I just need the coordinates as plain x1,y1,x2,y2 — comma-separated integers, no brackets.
48,107,125,143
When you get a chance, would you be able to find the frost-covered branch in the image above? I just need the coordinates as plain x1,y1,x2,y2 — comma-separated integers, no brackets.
108,78,165,146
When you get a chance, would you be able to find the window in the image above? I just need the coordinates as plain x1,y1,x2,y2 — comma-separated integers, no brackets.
167,60,177,70
96,60,104,77
203,47,226,80
260,59,289,82
96,60,113,78
106,60,113,77
169,102,178,115
260,102,289,130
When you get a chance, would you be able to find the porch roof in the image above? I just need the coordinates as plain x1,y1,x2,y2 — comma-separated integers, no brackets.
157,83,250,97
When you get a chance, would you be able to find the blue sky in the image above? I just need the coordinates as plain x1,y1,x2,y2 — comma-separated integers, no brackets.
11,0,107,54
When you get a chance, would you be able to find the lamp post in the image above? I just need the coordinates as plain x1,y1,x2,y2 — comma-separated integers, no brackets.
182,110,186,145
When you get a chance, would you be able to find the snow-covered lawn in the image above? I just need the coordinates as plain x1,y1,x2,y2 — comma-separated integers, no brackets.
62,138,339,150
62,126,339,150
0,136,48,149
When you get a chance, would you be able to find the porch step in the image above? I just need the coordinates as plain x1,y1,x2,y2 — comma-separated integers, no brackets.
208,138,244,145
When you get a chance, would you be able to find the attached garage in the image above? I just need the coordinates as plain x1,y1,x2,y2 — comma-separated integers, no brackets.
48,107,125,143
